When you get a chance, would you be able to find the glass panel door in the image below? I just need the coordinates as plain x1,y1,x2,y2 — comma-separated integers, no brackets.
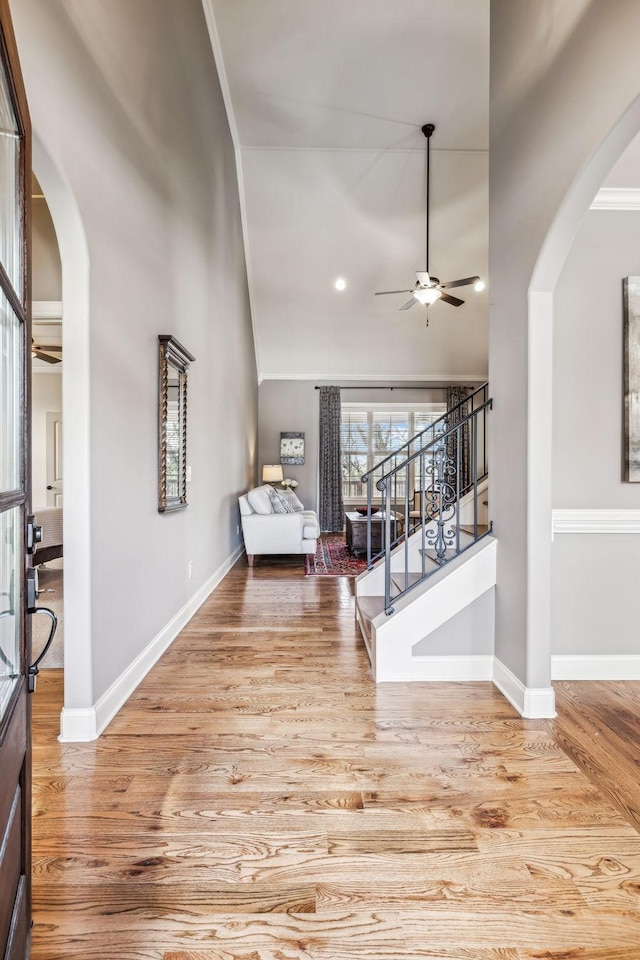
0,4,31,957
0,506,20,718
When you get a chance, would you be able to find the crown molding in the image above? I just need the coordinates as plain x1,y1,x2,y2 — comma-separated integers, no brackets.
258,373,487,385
32,300,62,320
552,509,640,534
590,187,640,210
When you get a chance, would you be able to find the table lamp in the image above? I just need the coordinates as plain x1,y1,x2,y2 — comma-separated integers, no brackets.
262,464,284,485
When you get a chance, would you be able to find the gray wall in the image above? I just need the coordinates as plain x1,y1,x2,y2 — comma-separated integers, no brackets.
258,380,449,513
489,0,640,688
552,209,640,656
413,588,495,657
553,211,640,508
14,0,258,704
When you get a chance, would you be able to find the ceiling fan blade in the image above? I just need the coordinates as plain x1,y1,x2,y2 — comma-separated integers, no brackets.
439,276,480,290
399,297,418,311
375,289,413,296
439,292,465,307
33,344,62,351
33,350,61,364
416,271,431,286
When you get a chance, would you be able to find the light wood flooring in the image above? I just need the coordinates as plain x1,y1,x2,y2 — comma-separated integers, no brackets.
31,558,640,959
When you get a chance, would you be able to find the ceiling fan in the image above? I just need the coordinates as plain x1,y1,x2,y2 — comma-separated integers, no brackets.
32,341,62,364
375,123,485,319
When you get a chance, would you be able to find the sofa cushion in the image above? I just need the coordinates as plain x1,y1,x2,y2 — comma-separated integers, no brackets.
247,485,274,515
302,510,320,539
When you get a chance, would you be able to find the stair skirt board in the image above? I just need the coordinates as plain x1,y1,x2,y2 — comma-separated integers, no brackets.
371,655,494,683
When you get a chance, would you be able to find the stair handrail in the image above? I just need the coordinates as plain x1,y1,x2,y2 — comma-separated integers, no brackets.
375,397,492,487
360,382,488,487
367,395,492,613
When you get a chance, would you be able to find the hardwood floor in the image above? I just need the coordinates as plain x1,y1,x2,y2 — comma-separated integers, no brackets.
30,558,640,959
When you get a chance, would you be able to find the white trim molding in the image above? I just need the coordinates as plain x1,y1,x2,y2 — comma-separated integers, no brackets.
552,655,640,680
552,509,640,535
590,187,640,210
259,373,488,385
492,658,556,718
385,655,494,683
32,299,62,319
59,545,244,742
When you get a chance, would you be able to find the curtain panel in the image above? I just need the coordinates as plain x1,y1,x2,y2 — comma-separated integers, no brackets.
446,386,472,494
318,385,344,532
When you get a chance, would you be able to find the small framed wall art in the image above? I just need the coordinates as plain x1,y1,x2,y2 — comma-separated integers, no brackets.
280,431,305,465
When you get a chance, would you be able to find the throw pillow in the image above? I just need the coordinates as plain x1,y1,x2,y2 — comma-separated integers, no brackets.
264,485,298,514
247,485,274,515
280,489,304,512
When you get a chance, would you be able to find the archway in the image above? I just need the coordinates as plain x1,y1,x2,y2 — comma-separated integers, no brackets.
32,134,94,737
527,94,640,697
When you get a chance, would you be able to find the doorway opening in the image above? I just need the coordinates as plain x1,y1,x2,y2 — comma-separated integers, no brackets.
31,174,64,676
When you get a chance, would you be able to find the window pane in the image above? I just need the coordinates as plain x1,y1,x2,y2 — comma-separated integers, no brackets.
341,411,368,452
0,292,21,492
372,411,409,454
0,506,21,721
0,58,21,297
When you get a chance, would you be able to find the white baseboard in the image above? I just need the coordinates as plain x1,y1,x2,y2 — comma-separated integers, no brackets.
376,655,493,683
492,658,556,718
552,654,640,680
59,545,244,742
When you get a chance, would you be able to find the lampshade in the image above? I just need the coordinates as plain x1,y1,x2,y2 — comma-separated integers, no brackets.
262,464,284,483
413,287,442,305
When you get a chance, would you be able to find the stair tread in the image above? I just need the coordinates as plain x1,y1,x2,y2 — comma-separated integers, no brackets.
391,571,427,589
357,595,386,627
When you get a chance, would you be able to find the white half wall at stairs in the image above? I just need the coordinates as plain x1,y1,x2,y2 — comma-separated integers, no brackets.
356,536,497,682
59,545,244,742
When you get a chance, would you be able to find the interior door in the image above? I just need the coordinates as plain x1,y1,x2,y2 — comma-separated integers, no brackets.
0,1,32,958
45,412,62,506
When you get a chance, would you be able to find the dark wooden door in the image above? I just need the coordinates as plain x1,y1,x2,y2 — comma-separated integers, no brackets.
0,1,32,958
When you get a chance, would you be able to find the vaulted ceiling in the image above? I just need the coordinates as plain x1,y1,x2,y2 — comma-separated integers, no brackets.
209,0,490,381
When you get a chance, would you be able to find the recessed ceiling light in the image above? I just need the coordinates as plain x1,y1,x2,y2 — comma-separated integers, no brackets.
474,280,486,292
334,278,346,291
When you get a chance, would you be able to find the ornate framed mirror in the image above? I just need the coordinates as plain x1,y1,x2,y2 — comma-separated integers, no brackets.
158,335,195,513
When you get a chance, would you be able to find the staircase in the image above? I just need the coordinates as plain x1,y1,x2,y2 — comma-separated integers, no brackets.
355,385,497,682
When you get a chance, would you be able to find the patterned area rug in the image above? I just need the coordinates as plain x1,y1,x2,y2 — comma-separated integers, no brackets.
305,534,367,576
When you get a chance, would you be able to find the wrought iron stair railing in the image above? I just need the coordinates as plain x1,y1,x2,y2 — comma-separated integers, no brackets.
361,386,492,615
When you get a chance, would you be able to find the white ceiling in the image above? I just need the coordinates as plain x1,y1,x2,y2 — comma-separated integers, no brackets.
210,0,490,380
212,0,488,151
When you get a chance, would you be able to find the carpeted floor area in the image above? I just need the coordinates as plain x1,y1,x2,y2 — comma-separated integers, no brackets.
32,558,64,668
305,534,367,576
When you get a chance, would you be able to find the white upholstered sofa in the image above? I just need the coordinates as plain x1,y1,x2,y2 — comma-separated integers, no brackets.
239,485,320,565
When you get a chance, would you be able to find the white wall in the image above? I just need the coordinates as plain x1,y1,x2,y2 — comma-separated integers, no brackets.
552,209,640,656
244,148,489,380
12,0,257,709
31,373,62,510
490,0,640,696
33,194,61,301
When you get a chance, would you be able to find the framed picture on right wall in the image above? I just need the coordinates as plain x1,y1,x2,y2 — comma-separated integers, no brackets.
623,276,640,481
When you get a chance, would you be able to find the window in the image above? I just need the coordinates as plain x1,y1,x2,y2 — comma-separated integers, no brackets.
341,403,446,501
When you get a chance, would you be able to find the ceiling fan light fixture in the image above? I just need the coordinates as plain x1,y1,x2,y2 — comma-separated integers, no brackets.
413,287,442,305
474,279,486,292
